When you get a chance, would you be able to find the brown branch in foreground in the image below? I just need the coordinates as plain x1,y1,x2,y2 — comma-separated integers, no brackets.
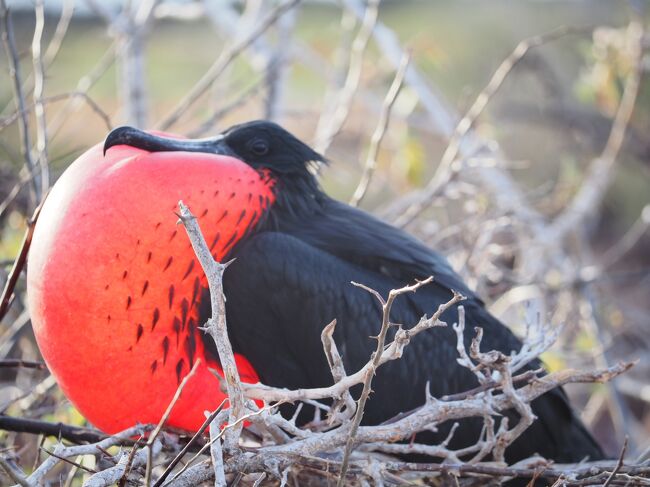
0,198,46,322
0,415,112,445
0,359,47,370
602,437,628,487
177,201,245,451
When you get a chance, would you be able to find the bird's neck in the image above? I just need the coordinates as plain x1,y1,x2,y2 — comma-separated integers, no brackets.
259,169,326,226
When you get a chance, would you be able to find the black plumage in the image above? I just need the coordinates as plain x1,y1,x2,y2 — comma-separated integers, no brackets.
104,121,605,464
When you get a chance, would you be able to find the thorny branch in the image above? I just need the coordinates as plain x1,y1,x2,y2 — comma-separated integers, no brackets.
177,201,245,451
240,287,463,404
337,277,436,486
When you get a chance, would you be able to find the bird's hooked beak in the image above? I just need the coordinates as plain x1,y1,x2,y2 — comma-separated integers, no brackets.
103,126,235,157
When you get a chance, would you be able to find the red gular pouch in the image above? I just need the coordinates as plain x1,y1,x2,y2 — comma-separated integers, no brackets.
27,135,273,434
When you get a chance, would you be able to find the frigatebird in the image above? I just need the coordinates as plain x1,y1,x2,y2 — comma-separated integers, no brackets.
27,121,603,465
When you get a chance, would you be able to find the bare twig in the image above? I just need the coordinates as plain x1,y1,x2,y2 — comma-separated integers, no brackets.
320,320,355,424
547,20,645,242
26,425,152,486
0,457,32,487
314,0,380,154
599,204,650,269
0,198,46,322
0,359,46,370
393,25,588,229
43,0,75,67
31,0,50,201
337,277,434,486
0,92,113,133
350,51,410,207
1,0,39,206
264,4,297,121
603,437,628,487
441,368,542,402
187,77,268,138
145,358,201,487
177,201,244,451
209,416,227,487
39,446,97,474
158,0,302,130
242,287,463,404
152,400,226,487
47,43,117,138
164,404,280,486
86,440,161,487
118,438,143,487
0,415,109,444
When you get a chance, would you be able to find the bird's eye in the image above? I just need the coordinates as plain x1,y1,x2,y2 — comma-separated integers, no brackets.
249,139,269,156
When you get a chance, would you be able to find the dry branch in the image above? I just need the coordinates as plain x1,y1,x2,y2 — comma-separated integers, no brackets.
547,20,645,242
350,51,410,207
144,358,201,487
240,288,463,404
1,0,39,206
171,209,633,484
0,92,113,133
314,0,380,154
391,25,589,230
31,0,49,201
0,200,46,321
337,277,436,486
26,425,153,486
158,0,302,130
177,201,245,451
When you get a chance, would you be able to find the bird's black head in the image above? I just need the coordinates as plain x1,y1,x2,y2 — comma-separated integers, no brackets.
221,121,326,174
103,120,326,177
